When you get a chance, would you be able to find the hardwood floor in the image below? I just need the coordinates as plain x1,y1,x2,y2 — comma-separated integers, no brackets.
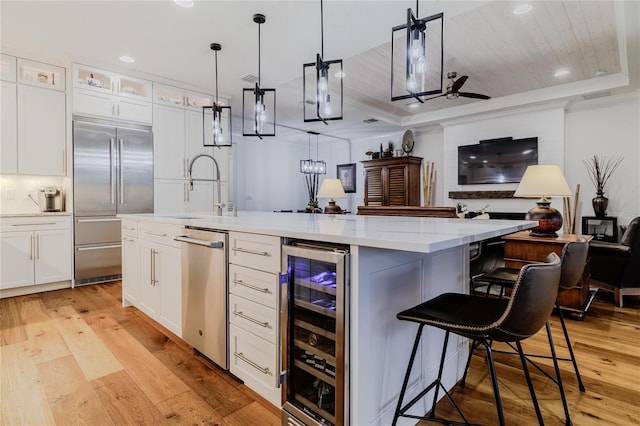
1,282,638,425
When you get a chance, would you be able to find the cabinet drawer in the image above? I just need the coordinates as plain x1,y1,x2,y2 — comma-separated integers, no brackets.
1,216,71,232
229,264,278,308
138,221,182,247
229,323,278,399
229,294,277,343
121,219,138,238
229,232,281,273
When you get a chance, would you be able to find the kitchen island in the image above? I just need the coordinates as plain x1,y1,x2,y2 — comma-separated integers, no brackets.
119,211,535,425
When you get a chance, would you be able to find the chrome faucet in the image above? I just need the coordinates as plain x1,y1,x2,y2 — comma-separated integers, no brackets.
187,153,223,216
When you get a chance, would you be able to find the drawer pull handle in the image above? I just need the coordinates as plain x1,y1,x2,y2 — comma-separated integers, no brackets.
144,230,168,237
233,311,270,328
233,279,269,293
233,352,270,375
11,223,57,227
232,247,270,257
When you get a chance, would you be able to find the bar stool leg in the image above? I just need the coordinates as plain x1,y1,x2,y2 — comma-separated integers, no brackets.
556,301,586,392
481,341,506,426
460,339,481,387
546,321,572,426
429,331,450,418
516,340,544,425
392,324,425,426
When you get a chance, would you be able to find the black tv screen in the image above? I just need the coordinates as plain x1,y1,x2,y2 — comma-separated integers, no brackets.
458,137,538,185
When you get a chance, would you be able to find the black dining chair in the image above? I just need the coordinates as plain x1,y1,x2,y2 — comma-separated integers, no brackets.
392,253,563,426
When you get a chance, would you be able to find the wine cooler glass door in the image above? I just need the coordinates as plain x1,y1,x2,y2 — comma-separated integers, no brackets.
282,244,348,426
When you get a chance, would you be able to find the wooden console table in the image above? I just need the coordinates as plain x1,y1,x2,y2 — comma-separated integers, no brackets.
503,231,595,319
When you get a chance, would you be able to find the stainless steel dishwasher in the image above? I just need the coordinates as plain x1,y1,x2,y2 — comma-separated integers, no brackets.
175,227,228,369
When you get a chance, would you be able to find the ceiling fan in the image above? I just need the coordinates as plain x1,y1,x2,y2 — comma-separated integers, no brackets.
424,72,490,101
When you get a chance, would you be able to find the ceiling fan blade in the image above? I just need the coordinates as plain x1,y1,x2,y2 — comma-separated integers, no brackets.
422,93,448,101
451,75,468,92
459,92,491,100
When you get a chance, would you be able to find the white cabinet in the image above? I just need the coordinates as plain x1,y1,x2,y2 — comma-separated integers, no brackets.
153,104,186,179
153,94,233,214
17,85,66,175
123,220,182,336
0,216,72,292
1,55,66,176
228,231,282,405
121,219,140,306
154,179,214,214
1,80,17,174
72,64,152,124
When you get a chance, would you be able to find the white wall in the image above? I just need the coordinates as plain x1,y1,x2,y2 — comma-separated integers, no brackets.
442,103,567,214
565,91,640,228
235,91,640,229
233,134,350,212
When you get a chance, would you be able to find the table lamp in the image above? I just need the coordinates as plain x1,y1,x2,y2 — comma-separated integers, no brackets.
514,164,572,237
317,178,346,214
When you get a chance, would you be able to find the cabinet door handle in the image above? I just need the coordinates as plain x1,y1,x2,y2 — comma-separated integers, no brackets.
29,234,33,260
233,352,270,375
232,247,270,257
36,234,40,259
150,248,158,286
119,138,124,204
110,137,116,204
232,311,270,328
12,223,56,227
62,149,66,174
233,279,269,293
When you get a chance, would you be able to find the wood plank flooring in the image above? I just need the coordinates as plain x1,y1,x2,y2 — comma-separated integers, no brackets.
1,282,638,425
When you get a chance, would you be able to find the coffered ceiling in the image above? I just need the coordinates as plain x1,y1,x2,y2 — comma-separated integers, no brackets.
1,1,637,141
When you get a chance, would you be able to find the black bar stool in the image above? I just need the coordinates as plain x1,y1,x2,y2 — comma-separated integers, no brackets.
465,239,589,425
392,253,562,426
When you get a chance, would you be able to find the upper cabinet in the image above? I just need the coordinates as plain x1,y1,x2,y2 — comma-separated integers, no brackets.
1,55,66,176
153,83,213,111
72,63,152,124
1,54,17,82
17,58,65,91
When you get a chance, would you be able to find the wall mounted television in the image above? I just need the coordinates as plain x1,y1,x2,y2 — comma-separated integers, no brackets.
458,137,538,185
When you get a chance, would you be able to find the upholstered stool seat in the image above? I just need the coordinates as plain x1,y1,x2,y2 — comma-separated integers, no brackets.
392,253,563,426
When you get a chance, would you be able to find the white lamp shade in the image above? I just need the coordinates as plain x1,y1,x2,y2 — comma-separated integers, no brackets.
514,165,572,198
317,178,346,199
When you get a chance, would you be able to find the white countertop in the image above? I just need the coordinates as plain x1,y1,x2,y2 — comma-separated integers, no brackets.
0,212,72,218
119,211,536,254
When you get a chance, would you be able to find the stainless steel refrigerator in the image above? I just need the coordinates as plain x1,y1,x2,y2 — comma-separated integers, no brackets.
73,117,153,285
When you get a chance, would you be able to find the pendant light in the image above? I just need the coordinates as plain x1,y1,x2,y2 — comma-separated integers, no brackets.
242,13,276,138
390,1,444,102
203,43,232,147
303,0,343,123
300,131,326,211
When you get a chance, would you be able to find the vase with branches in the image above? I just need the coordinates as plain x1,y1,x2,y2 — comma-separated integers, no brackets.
583,155,623,217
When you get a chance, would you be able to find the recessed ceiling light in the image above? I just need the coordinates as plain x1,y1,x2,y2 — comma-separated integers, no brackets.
119,55,135,63
554,69,570,77
334,71,346,78
174,0,194,8
513,4,533,15
408,103,419,109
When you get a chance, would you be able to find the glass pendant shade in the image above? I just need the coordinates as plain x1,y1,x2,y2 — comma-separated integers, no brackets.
203,42,232,147
304,54,343,123
242,14,276,138
391,7,444,102
303,0,343,123
203,103,232,147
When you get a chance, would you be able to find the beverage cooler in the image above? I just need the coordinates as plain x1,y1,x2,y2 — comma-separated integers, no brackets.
281,242,349,426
